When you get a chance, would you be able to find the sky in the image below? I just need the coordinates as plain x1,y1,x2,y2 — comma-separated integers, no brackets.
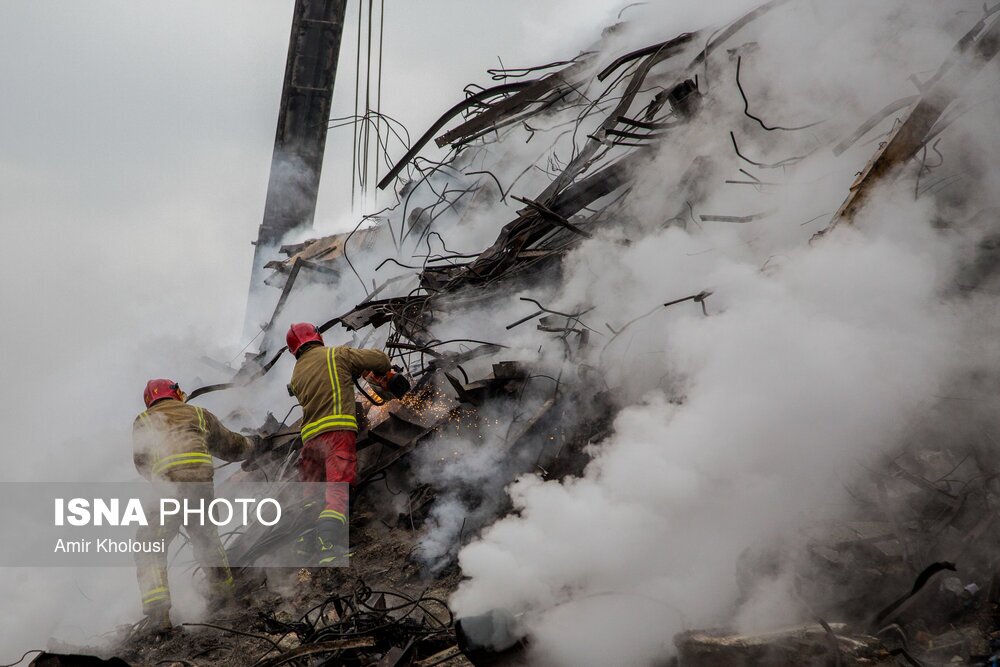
0,0,619,354
0,0,622,652
0,0,625,479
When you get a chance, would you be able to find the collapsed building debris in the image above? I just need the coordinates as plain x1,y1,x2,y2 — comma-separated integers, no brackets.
674,624,894,667
817,5,1000,236
246,0,350,328
27,654,130,667
37,1,997,665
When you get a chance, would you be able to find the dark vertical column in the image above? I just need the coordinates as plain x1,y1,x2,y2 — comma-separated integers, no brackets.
246,0,348,333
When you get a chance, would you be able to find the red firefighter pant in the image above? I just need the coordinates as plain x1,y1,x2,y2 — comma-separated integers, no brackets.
300,429,356,525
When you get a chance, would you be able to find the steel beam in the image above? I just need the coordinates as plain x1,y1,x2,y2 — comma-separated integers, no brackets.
246,0,348,331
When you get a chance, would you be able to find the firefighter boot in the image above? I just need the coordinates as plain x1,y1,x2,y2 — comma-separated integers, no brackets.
315,516,349,566
206,582,236,617
293,527,317,562
293,500,319,561
145,606,173,636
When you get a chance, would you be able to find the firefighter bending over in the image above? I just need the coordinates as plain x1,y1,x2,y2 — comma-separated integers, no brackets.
286,322,391,564
132,379,256,633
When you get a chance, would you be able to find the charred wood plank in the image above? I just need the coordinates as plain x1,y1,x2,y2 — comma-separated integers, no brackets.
537,42,675,200
446,153,639,288
597,32,697,81
434,70,580,148
512,196,594,238
818,12,1000,236
376,81,535,191
832,95,919,156
687,0,795,69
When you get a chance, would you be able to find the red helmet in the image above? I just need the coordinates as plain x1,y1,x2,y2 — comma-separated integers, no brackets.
143,379,183,408
286,322,323,357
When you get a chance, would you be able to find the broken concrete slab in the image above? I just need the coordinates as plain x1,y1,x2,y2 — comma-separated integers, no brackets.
674,625,893,667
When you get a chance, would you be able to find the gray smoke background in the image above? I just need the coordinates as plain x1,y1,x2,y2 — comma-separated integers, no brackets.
3,0,1000,662
429,3,1000,666
0,0,617,654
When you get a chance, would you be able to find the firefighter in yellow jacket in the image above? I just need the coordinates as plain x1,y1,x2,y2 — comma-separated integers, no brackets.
132,378,255,632
285,322,391,564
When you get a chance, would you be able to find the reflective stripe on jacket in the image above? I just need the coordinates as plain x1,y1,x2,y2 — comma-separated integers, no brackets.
290,345,390,442
132,399,251,481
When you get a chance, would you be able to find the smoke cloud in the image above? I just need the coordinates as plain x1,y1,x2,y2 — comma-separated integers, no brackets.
3,0,999,662
0,0,621,654
437,2,1000,665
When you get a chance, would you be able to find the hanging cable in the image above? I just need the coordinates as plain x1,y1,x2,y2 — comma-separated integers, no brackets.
351,0,363,211
374,0,386,194
363,0,374,201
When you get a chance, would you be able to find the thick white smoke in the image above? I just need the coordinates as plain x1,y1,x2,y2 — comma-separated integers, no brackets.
230,1,1000,663
441,1,1000,665
4,0,998,661
0,0,622,655
453,198,959,665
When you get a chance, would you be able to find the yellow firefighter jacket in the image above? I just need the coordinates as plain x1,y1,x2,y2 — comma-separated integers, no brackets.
290,344,391,442
132,399,252,482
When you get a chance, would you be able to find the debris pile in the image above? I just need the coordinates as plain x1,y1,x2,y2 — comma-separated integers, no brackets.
674,624,893,666
733,439,1000,665
37,1,1000,665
